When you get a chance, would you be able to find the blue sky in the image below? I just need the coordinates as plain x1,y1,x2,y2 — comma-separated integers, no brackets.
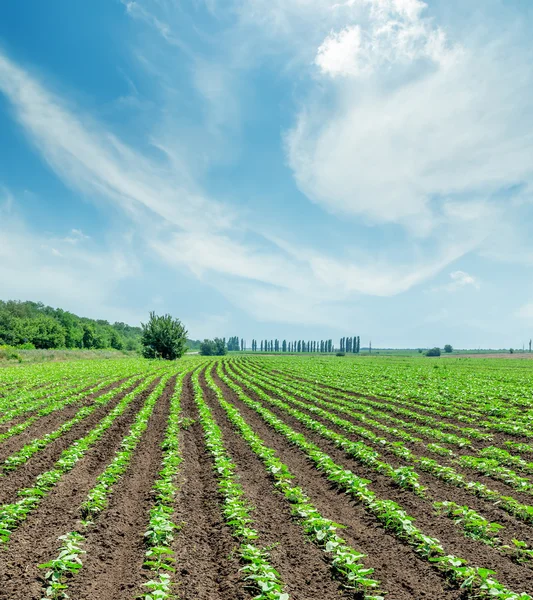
1,0,533,348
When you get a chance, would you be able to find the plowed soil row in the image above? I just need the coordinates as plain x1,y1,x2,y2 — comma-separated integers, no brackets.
266,365,532,446
246,368,533,514
199,369,354,600
0,378,145,504
214,366,462,599
66,376,176,600
172,373,248,600
222,364,533,595
0,377,160,600
0,377,130,463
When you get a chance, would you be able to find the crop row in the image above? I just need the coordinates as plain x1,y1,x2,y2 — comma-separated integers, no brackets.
1,376,139,472
39,373,175,598
237,361,533,509
221,362,531,599
140,367,192,600
204,365,384,598
0,374,157,545
261,358,533,437
191,368,289,599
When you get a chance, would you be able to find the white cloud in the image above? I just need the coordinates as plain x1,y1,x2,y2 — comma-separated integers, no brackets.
0,49,481,327
430,270,480,293
0,210,143,324
288,35,533,239
61,229,91,244
316,0,451,78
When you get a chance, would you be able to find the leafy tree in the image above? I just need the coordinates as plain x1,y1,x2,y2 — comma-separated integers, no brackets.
200,339,215,356
16,316,66,349
200,338,227,356
141,312,188,360
426,347,441,357
444,344,453,353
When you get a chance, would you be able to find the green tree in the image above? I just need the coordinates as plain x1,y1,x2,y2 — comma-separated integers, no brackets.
200,338,227,356
141,312,188,360
444,344,453,353
426,347,441,357
16,316,66,349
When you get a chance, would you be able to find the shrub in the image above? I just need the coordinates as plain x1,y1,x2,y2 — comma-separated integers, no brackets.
141,312,188,360
426,347,441,357
0,345,22,362
336,352,346,357
444,344,453,353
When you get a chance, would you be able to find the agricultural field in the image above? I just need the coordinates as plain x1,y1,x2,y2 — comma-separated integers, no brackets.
0,356,533,599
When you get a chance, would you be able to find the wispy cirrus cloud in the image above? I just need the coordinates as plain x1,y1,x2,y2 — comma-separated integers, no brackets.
0,47,475,328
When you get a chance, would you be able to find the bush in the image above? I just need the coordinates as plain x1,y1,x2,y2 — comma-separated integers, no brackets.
336,352,346,357
510,348,514,354
200,338,227,356
17,342,36,350
141,312,188,360
426,347,441,357
444,344,453,353
0,345,22,362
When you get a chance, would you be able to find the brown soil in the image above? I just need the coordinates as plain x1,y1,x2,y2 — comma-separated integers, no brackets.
0,377,130,463
0,379,145,504
215,365,463,600
252,365,533,505
65,376,175,600
256,363,533,450
0,378,159,600
221,364,533,596
199,368,356,599
171,373,248,600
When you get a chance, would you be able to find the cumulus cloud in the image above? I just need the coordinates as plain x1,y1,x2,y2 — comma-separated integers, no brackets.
316,0,451,77
288,31,533,239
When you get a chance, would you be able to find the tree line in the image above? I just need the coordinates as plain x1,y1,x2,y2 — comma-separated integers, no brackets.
222,336,363,353
0,300,142,351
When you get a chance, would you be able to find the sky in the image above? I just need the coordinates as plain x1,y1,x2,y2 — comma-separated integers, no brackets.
1,0,533,348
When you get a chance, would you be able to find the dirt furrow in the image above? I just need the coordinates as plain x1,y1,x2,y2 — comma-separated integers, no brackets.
171,373,248,600
215,366,461,600
199,368,355,600
267,367,531,445
66,376,175,600
0,379,144,504
0,378,128,462
224,366,533,594
244,368,533,541
0,379,159,600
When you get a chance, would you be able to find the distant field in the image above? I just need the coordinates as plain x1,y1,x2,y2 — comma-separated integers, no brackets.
0,354,532,599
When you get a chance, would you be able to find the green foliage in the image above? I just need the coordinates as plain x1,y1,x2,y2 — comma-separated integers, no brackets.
227,336,240,351
199,337,227,356
0,345,22,362
444,344,453,353
426,347,441,357
141,312,188,360
0,300,142,351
